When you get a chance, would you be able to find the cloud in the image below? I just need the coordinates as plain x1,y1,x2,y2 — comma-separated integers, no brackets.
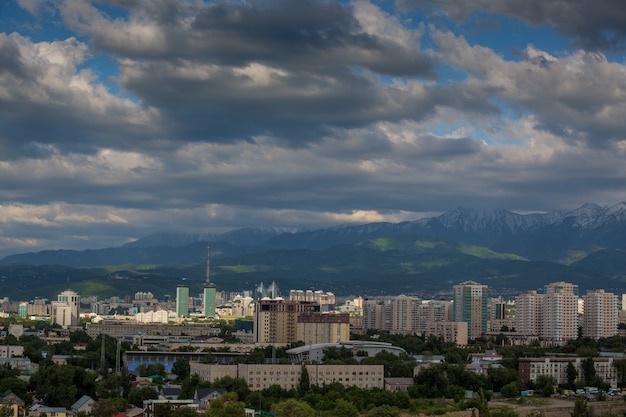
2,0,626,259
432,28,626,148
0,33,161,158
399,0,626,50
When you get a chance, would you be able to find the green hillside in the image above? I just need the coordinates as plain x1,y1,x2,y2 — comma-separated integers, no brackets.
0,235,618,300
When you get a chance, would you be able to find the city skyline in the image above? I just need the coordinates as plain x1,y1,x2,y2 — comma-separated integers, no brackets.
1,1,626,258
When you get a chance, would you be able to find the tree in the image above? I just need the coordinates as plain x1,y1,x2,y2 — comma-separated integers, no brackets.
28,363,96,408
136,363,166,377
171,359,190,381
271,399,315,417
567,362,578,389
534,375,556,397
128,386,159,407
298,365,310,396
0,404,13,417
206,393,246,417
333,398,358,417
154,402,173,417
500,381,519,399
96,373,129,399
571,395,589,417
366,404,400,417
91,398,127,417
476,388,491,417
171,407,199,417
581,357,596,384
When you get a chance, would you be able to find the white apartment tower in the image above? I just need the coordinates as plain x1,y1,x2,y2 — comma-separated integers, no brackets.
390,295,421,334
583,289,618,340
542,281,579,344
515,290,544,335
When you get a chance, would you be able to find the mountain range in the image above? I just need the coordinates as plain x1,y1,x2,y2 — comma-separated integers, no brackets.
2,202,626,299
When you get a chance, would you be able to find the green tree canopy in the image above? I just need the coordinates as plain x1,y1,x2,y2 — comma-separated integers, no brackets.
271,398,315,417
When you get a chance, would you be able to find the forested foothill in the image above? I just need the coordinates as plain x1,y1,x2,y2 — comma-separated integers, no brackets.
3,318,626,417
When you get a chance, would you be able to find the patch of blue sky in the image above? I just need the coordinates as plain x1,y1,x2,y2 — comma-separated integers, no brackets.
77,53,123,95
1,2,80,43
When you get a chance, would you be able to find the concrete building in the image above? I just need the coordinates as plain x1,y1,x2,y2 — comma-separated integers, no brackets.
230,295,255,317
583,289,618,340
515,290,544,335
453,281,488,340
418,299,453,325
390,295,421,334
518,356,619,389
254,299,319,344
286,341,405,363
52,290,80,328
176,285,189,318
542,281,578,344
289,289,336,312
190,362,385,391
296,312,350,344
362,299,392,332
422,321,468,346
202,285,217,318
86,321,221,339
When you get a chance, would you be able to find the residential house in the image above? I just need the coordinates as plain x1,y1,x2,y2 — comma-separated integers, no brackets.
71,395,95,414
194,388,225,410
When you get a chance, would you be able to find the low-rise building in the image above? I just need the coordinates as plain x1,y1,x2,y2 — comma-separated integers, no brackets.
518,356,619,388
190,363,384,391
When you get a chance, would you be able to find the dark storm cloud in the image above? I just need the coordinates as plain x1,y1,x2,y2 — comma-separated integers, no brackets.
84,0,433,76
399,0,626,50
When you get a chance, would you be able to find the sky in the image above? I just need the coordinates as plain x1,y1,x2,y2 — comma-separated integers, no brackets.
1,0,626,258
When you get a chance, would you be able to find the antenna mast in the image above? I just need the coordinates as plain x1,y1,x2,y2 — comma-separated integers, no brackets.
205,236,211,285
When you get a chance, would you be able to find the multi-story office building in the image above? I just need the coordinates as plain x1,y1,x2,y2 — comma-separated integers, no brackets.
52,289,80,328
542,281,578,344
254,299,319,344
203,284,217,318
17,303,27,318
583,289,618,340
176,285,189,318
452,281,488,340
515,290,544,335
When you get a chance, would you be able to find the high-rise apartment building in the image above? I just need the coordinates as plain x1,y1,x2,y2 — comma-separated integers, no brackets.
254,299,320,344
542,281,578,344
452,281,488,340
176,285,189,318
390,295,421,334
583,289,617,340
362,299,392,332
515,290,544,335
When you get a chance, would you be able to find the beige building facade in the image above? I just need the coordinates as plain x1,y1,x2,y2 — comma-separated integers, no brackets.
190,363,385,391
583,289,618,340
